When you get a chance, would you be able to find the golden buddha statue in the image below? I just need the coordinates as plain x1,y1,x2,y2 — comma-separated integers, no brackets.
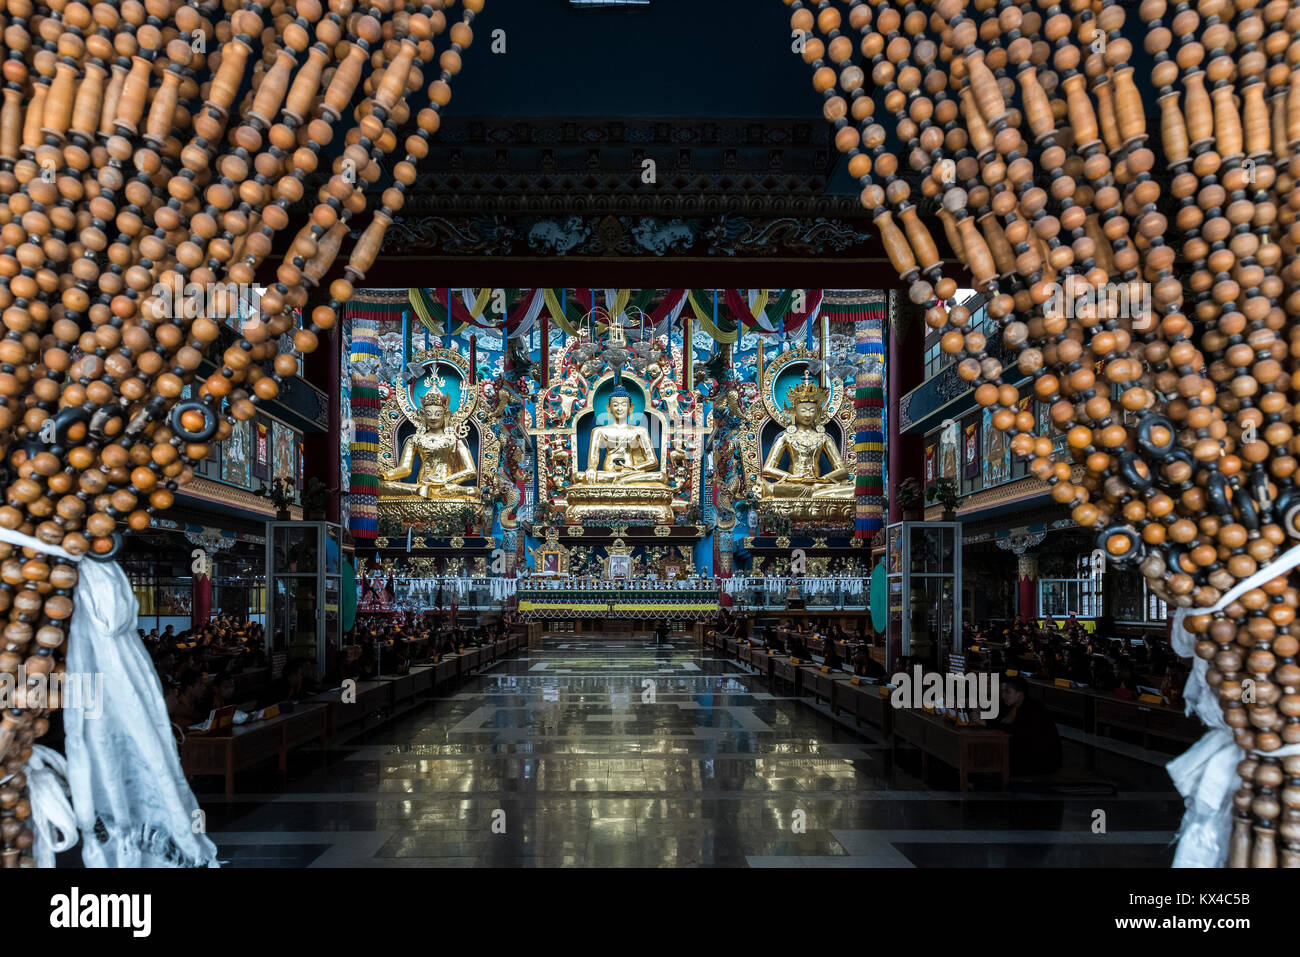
757,373,854,503
379,387,480,502
578,384,666,486
566,383,675,524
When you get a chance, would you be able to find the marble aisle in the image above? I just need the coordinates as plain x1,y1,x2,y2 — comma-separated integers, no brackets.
202,634,1184,867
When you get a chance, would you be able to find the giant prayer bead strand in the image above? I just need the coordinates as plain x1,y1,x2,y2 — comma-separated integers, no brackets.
783,0,1300,866
0,0,487,867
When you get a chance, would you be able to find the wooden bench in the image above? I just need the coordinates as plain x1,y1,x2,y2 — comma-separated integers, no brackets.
410,664,436,695
181,703,329,798
831,678,892,735
434,658,457,688
749,648,775,684
315,679,392,738
384,672,417,707
802,666,835,704
772,657,803,696
1095,695,1201,749
891,708,1009,792
1026,680,1094,729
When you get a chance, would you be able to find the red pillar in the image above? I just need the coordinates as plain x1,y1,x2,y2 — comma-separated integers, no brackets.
887,295,925,523
302,295,342,526
1018,555,1039,621
192,573,212,629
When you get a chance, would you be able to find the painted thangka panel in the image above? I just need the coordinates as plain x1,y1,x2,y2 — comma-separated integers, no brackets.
1037,397,1068,457
221,415,252,488
981,406,1011,487
964,418,980,480
342,287,888,541
938,419,958,481
272,421,297,483
253,420,270,481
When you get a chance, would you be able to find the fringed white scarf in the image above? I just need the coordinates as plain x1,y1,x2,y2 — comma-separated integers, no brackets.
0,527,219,868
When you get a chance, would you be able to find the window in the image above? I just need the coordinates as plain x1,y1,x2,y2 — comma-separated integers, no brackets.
923,338,948,379
275,306,305,378
1039,554,1103,618
924,292,987,381
1112,569,1169,624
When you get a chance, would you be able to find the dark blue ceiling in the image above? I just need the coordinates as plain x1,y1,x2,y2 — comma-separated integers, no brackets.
456,0,826,119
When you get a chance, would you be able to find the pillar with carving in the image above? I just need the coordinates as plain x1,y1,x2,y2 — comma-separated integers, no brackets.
1017,554,1038,622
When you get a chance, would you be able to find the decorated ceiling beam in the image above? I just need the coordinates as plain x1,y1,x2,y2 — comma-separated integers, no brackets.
406,288,829,343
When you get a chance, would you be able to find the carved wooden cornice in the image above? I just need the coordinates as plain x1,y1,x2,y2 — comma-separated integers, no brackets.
924,465,1086,518
179,477,304,520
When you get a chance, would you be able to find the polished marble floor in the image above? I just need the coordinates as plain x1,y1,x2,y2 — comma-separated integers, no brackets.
201,634,1185,867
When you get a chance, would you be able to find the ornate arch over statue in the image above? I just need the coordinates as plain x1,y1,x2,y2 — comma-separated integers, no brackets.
530,323,707,526
737,347,858,528
377,348,505,533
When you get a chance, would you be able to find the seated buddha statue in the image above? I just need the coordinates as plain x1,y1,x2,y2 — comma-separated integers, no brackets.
757,373,854,501
378,387,480,502
576,385,668,487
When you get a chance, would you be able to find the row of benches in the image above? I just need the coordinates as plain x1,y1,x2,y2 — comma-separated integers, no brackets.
180,632,532,798
699,628,1011,791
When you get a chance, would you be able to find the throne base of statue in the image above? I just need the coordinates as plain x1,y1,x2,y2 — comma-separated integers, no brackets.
755,496,856,526
378,496,486,531
563,484,676,526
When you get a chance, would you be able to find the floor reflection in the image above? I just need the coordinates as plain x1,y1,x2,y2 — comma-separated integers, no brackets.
207,633,1182,867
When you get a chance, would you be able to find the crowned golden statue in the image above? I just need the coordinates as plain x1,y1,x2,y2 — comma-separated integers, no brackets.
378,387,480,503
565,383,675,524
757,372,854,503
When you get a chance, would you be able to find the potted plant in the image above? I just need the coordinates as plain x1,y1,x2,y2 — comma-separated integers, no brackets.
259,477,296,520
897,477,924,521
302,477,337,521
926,477,960,521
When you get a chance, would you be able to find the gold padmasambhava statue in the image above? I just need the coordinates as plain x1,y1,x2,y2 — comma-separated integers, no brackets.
379,387,480,503
757,373,854,503
566,383,675,524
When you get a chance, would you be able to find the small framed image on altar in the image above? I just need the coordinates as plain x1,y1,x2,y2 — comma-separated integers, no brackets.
540,551,562,575
608,555,632,579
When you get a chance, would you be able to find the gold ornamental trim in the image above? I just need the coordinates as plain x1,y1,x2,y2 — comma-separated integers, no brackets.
181,477,303,519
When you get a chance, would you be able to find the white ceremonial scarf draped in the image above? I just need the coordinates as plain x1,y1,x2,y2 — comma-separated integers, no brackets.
22,745,77,868
649,291,688,342
1167,540,1300,868
0,524,219,868
746,289,776,333
489,578,505,600
602,289,622,324
508,289,546,341
456,288,482,319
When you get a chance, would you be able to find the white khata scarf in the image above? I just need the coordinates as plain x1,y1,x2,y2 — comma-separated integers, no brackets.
0,526,219,867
